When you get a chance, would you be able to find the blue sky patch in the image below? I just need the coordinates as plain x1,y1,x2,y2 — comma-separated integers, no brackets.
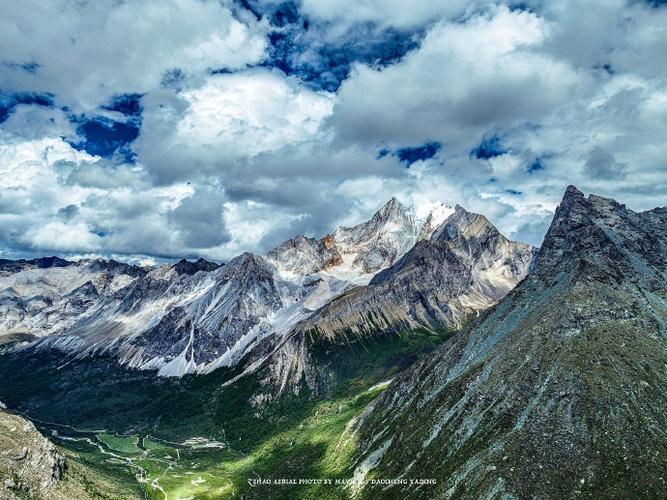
527,157,545,173
470,135,507,160
594,63,615,75
69,117,139,161
377,148,391,159
395,142,441,166
0,91,54,123
67,94,143,161
377,142,441,166
101,93,143,117
270,1,299,27
234,0,262,20
244,1,421,92
68,117,139,161
273,26,419,92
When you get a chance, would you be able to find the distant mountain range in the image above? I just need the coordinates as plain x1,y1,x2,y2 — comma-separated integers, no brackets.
0,197,535,382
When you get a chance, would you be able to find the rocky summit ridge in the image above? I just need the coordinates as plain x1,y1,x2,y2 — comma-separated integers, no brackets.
350,186,667,499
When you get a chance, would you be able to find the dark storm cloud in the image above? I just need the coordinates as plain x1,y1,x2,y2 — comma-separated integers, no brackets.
167,187,231,249
57,204,79,221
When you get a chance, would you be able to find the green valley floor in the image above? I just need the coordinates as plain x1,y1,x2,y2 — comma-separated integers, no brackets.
0,329,453,499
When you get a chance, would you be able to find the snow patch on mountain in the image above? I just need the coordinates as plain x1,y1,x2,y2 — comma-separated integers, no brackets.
1,197,531,381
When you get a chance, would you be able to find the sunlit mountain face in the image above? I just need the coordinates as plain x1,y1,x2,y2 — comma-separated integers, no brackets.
1,1,666,499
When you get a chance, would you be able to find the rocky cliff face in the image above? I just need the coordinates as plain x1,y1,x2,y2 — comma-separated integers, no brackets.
287,205,535,341
351,187,667,499
265,197,449,281
172,257,222,276
121,252,285,376
0,406,65,499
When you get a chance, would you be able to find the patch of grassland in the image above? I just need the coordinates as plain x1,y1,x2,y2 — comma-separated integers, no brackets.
0,328,455,499
126,383,385,499
97,433,141,454
58,444,145,499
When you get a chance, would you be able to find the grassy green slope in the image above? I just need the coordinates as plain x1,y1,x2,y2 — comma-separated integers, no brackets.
354,276,667,499
0,328,453,499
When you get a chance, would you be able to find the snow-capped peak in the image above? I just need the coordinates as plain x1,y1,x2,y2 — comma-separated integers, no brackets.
413,200,455,240
415,200,455,227
267,197,456,284
1,195,537,382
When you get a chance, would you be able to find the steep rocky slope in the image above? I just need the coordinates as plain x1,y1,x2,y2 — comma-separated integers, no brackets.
23,198,439,376
260,205,535,396
0,258,146,340
298,205,536,340
0,404,143,499
0,405,66,499
351,187,667,498
0,405,129,499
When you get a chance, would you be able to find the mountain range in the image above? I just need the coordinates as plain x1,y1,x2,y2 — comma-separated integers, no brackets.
351,186,667,498
1,186,665,499
0,197,535,385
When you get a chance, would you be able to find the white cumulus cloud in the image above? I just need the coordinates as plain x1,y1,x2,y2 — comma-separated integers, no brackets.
0,0,268,111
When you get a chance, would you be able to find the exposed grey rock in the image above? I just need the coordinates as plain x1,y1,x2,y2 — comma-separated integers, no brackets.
1,197,535,381
294,205,536,341
0,408,66,499
173,258,222,275
0,256,71,276
0,259,146,338
123,252,284,375
266,234,343,275
352,186,667,499
261,206,536,396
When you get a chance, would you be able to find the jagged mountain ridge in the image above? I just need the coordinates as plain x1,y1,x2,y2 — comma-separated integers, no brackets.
350,187,667,498
7,198,451,376
287,205,535,341
0,259,148,341
259,204,536,396
1,197,534,379
0,256,70,275
265,197,452,281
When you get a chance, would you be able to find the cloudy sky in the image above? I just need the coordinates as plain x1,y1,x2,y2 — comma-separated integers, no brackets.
1,0,666,263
